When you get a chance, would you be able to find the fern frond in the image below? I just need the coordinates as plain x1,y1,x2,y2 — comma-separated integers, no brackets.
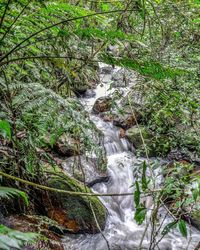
0,224,38,250
0,186,29,206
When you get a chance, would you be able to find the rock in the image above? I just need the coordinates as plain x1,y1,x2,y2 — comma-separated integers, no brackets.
73,81,88,95
113,112,137,129
92,96,112,114
126,126,151,148
46,170,107,233
81,89,96,98
111,69,128,87
126,126,152,148
62,155,108,186
106,44,120,56
99,64,113,75
190,210,200,230
119,128,126,138
3,215,65,250
54,134,81,157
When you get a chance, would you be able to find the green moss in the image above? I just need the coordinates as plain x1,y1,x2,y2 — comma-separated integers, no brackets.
47,170,106,232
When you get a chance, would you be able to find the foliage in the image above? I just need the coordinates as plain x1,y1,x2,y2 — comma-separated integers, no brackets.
0,0,199,247
133,160,200,245
0,186,29,206
0,224,38,250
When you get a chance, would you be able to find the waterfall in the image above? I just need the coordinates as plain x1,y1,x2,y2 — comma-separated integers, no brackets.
63,64,200,250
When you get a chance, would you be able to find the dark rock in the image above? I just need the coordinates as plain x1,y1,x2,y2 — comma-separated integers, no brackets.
54,134,81,157
62,155,108,186
100,64,113,74
92,96,112,114
46,169,107,233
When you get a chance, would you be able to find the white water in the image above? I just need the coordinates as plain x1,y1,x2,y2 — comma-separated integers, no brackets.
63,65,200,250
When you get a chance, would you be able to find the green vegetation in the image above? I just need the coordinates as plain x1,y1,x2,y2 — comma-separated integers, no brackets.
0,0,199,249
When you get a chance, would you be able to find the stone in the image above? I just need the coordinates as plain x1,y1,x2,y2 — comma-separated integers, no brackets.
54,134,81,157
73,81,88,95
47,169,107,233
126,126,152,148
119,128,126,138
92,96,112,114
62,155,108,186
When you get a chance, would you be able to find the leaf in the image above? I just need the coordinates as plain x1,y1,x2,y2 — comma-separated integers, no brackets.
161,221,177,236
0,186,29,206
178,219,187,238
142,161,148,191
192,189,199,202
0,225,39,250
134,181,140,207
0,120,11,139
134,205,147,225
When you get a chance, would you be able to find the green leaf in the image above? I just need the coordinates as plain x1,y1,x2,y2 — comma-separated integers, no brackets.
134,181,140,207
192,189,199,202
0,225,39,250
178,219,187,238
161,221,177,236
0,120,11,139
134,205,147,225
0,186,29,206
142,161,148,191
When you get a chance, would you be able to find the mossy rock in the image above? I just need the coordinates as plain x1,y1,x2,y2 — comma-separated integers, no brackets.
126,126,152,148
190,210,200,230
47,170,106,233
125,126,156,156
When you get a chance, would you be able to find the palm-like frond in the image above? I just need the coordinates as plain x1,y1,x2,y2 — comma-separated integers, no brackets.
0,186,29,206
0,224,38,250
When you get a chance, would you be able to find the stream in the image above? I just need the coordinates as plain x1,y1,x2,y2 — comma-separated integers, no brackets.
63,64,200,250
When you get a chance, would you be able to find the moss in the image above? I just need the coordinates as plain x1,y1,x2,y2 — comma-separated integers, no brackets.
190,210,200,230
47,170,106,233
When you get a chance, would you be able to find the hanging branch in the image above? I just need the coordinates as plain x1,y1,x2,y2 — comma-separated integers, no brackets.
0,0,12,31
0,8,137,63
0,0,31,43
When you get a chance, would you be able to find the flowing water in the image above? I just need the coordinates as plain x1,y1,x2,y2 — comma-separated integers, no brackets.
63,65,200,250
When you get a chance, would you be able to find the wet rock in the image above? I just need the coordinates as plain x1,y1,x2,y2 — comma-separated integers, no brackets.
54,134,81,157
47,169,107,233
113,112,137,129
92,96,112,114
126,126,152,157
119,128,126,138
3,215,65,250
73,81,88,95
81,89,96,98
126,126,152,148
99,64,113,75
111,68,131,87
62,155,108,186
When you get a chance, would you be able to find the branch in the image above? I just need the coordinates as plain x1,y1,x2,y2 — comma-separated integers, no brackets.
0,8,136,63
0,55,100,67
0,0,12,30
0,171,135,197
0,0,31,43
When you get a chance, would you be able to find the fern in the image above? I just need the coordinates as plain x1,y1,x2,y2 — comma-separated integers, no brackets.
0,224,38,250
101,54,186,80
0,186,29,206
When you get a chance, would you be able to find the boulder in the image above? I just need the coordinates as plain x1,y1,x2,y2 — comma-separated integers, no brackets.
99,64,113,75
126,126,152,150
62,155,108,186
46,169,107,233
54,134,81,157
111,69,129,87
92,96,112,114
73,81,88,95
